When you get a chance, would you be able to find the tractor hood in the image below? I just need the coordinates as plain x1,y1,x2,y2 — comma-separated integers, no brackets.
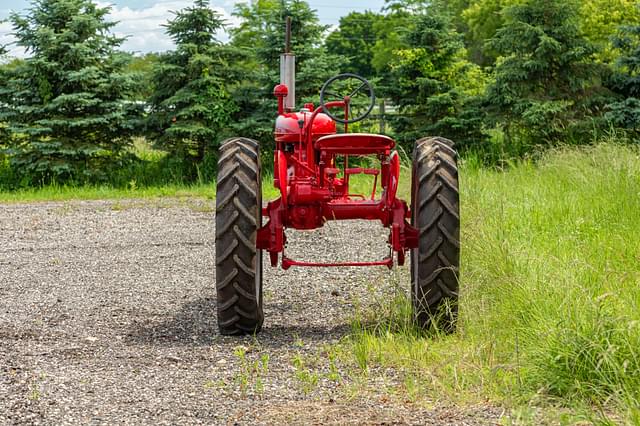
275,111,336,143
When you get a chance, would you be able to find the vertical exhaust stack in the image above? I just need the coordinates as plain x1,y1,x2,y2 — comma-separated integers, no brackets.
280,16,295,111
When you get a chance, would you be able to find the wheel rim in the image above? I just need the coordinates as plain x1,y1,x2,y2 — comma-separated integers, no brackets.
255,248,262,307
255,164,263,310
411,159,419,301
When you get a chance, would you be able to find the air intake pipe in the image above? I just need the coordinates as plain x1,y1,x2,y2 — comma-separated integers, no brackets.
280,16,295,111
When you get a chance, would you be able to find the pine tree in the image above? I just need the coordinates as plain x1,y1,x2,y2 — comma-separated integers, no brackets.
0,0,141,183
606,15,640,133
387,11,487,149
146,0,237,163
232,0,327,70
485,0,603,146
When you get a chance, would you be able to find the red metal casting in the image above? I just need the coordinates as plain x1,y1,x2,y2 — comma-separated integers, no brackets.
281,256,394,270
256,86,418,269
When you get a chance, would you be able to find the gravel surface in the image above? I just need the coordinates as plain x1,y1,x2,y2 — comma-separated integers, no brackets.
1,199,501,425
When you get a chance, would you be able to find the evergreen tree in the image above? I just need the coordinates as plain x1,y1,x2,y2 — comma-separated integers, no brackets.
485,0,603,146
387,12,487,149
0,57,8,150
146,0,238,163
232,0,327,70
606,17,640,134
0,0,140,183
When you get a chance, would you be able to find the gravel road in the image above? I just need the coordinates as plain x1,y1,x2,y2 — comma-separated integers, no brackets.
1,199,500,425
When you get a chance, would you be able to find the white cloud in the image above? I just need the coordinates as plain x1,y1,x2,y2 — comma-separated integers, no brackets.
101,1,239,54
0,21,13,44
0,1,239,59
0,20,24,59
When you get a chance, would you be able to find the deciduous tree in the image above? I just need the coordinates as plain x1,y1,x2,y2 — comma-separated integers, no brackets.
326,11,387,78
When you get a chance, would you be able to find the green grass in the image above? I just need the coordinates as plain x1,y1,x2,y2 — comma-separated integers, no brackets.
0,170,377,203
341,143,640,423
0,183,216,202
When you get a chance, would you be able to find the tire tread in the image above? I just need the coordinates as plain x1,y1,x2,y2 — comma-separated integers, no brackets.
411,136,460,332
216,137,263,335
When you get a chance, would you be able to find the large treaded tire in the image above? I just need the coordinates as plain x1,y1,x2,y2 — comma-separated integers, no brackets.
410,137,460,332
215,137,263,335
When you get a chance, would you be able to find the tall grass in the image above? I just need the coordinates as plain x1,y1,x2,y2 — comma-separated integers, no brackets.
346,143,640,422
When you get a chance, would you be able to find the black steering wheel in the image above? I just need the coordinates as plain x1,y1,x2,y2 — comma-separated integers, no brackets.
319,73,376,124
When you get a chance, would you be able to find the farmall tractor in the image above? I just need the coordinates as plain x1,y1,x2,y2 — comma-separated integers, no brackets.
215,21,460,336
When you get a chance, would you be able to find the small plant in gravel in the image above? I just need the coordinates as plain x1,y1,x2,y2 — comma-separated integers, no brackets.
403,376,421,403
255,354,270,395
29,387,41,401
325,348,342,383
293,336,305,348
291,353,319,395
232,346,269,397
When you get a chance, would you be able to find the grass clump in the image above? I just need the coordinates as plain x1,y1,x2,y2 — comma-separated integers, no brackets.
342,143,640,422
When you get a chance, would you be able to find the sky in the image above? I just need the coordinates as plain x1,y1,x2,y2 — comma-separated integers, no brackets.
0,0,386,57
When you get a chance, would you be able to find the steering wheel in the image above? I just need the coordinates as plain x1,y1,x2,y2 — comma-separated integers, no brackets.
319,73,376,124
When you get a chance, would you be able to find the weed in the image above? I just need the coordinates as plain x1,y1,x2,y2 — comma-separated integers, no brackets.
292,353,320,395
231,346,269,397
326,348,341,383
29,386,41,401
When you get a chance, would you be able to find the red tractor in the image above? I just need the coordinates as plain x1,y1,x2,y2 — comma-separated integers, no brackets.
215,22,459,336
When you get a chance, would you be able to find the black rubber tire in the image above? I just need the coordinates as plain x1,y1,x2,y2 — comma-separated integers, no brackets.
410,137,460,332
215,137,263,335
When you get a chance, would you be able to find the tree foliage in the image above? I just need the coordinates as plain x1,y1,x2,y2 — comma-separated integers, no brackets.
1,0,640,186
387,11,487,149
580,0,640,63
325,11,387,78
485,0,604,145
461,0,640,65
0,0,140,183
232,0,327,69
146,0,238,163
606,15,640,133
125,53,160,101
228,0,343,144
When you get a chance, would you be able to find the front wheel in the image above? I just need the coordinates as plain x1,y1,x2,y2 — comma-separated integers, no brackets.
215,137,263,335
410,137,460,332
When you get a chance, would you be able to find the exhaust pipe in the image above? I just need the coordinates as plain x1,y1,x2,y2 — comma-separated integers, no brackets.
280,16,295,111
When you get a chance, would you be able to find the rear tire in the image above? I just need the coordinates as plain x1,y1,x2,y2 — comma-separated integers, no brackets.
410,137,460,332
215,137,263,335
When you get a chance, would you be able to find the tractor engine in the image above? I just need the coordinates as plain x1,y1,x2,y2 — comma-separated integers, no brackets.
274,109,335,230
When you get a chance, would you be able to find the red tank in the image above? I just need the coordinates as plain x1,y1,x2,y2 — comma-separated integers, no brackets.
275,110,336,143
